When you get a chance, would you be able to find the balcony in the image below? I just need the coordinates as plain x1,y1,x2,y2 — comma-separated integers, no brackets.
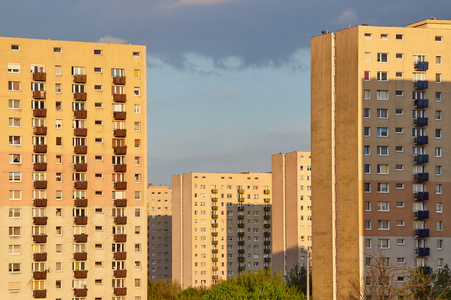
264,223,270,228
212,258,219,262
74,288,88,297
33,234,47,243
238,223,244,228
33,126,47,135
264,190,270,194
238,198,244,203
212,205,218,210
33,271,47,280
74,110,87,119
74,216,88,225
211,197,218,202
414,173,429,182
74,270,88,278
415,210,429,219
415,61,429,71
113,94,126,102
113,146,127,155
415,247,430,256
419,266,431,274
264,232,270,237
212,275,219,280
34,144,47,153
264,248,271,254
414,154,429,163
33,290,47,298
414,136,428,145
264,207,270,212
114,216,127,225
239,266,245,271
238,232,244,237
212,249,218,254
238,241,244,246
33,72,46,81
211,223,218,228
414,192,429,201
211,189,218,194
34,180,47,189
238,215,244,220
414,117,428,126
114,251,127,260
114,288,127,296
114,199,127,207
264,241,271,246
238,189,244,194
238,249,245,254
414,81,428,90
211,232,218,236
113,76,126,85
33,108,47,117
114,164,127,172
33,162,47,171
114,182,127,190
113,111,127,120
264,215,271,220
33,217,48,225
212,266,219,271
74,92,87,101
211,215,218,219
74,74,87,83
212,241,218,245
32,91,46,99
264,198,270,203
74,198,88,207
74,145,87,154
237,206,244,211
74,128,88,137
114,129,127,137
33,198,48,207
114,269,127,278
74,234,88,243
264,257,271,262
415,229,430,238
74,252,87,261
74,181,88,189
33,253,47,261
74,163,88,172
114,234,127,242
414,99,429,108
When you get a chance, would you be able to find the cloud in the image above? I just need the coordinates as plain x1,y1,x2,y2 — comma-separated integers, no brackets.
96,35,127,44
178,0,232,5
336,8,358,25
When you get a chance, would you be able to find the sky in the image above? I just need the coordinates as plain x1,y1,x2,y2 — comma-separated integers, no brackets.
1,0,451,185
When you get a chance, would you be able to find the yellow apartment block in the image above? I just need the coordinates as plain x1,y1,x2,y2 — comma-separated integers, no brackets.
312,19,451,299
0,37,147,299
147,184,172,281
272,152,311,277
172,172,272,288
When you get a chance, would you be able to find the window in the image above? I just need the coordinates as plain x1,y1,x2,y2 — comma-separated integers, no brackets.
364,183,371,193
436,129,442,139
396,201,404,208
364,146,370,155
55,101,62,111
436,166,442,176
95,102,103,108
436,92,442,102
134,122,141,131
396,183,404,189
364,52,371,62
436,36,443,42
95,138,103,143
9,172,21,182
395,127,403,134
8,81,20,91
365,239,372,249
436,147,442,157
11,44,20,50
436,110,442,120
378,239,390,249
396,53,403,59
9,263,21,273
381,34,388,40
134,104,141,114
436,73,442,83
378,220,390,230
395,72,403,78
364,33,372,39
364,164,370,174
363,108,370,118
377,109,388,119
135,244,141,253
377,72,388,81
364,71,370,81
54,47,62,53
9,245,21,255
94,85,102,91
436,184,442,194
134,156,141,166
437,239,444,249
134,69,140,79
9,154,21,164
56,137,62,146
9,118,21,128
364,90,370,100
56,190,62,200
55,83,62,93
9,227,21,237
135,139,141,149
378,201,389,211
94,49,102,55
377,164,389,174
135,174,141,183
133,51,141,57
395,109,404,116
55,119,62,129
9,208,21,218
364,127,370,137
134,87,140,96
377,53,388,62
364,201,371,211
377,90,389,100
54,65,61,75
436,203,443,213
8,63,20,73
377,146,388,156
437,221,443,231
395,146,403,152
436,56,442,64
9,136,21,146
56,244,62,254
9,99,21,109
365,220,371,230
135,191,141,200
377,183,389,193
377,128,388,137
396,34,403,40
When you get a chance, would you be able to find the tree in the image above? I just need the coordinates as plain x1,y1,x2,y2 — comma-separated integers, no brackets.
286,264,311,297
147,280,181,300
407,265,451,299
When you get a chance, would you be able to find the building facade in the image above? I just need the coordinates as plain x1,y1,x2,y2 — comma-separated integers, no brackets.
147,184,172,281
172,172,272,288
312,19,451,299
272,152,311,277
1,37,147,299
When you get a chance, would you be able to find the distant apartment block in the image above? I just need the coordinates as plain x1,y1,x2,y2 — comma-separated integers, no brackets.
312,18,451,299
147,184,172,281
272,152,311,277
172,172,272,288
0,37,147,299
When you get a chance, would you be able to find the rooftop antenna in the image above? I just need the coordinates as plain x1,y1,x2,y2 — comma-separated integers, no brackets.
348,23,351,28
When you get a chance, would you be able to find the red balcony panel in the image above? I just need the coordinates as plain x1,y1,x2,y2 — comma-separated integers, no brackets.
73,75,87,83
114,164,127,172
33,109,47,117
74,145,87,154
33,289,47,298
114,216,127,225
74,198,88,207
113,94,126,102
114,129,126,137
114,234,127,242
74,288,88,297
74,270,88,278
33,126,47,135
33,253,47,261
33,271,47,280
114,287,127,296
113,76,126,85
113,111,127,120
113,146,127,155
74,163,88,172
114,252,127,260
74,234,88,243
32,91,46,99
33,234,47,243
34,144,47,153
114,182,127,190
74,128,87,137
33,217,48,225
114,199,127,207
114,269,127,278
74,110,87,119
74,216,88,225
33,162,47,171
74,92,87,101
74,181,88,189
33,72,46,81
33,198,48,207
74,252,87,261
34,181,47,189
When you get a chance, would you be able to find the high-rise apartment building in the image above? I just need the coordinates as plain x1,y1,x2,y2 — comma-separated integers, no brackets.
272,152,311,277
1,37,147,299
147,184,172,281
311,18,451,299
172,172,272,288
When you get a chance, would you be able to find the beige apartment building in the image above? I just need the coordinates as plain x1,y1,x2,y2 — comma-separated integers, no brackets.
272,152,311,277
172,172,272,288
147,184,172,281
0,37,147,299
312,18,451,299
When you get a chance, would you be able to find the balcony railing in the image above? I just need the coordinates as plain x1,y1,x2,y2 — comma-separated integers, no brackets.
74,216,88,225
415,210,429,219
74,92,87,101
33,72,46,81
34,144,47,153
211,189,218,194
414,81,428,90
33,216,48,225
414,136,428,145
114,216,127,225
113,94,126,102
414,117,428,126
74,181,88,189
74,252,87,261
33,108,47,117
414,154,429,163
211,223,218,228
114,182,127,190
74,110,87,119
33,198,48,207
114,234,127,242
33,271,47,280
114,288,127,296
74,270,88,278
114,164,127,172
113,111,127,120
415,247,430,256
33,290,47,298
34,180,47,189
414,192,429,201
74,145,87,154
74,233,88,243
73,288,88,297
32,91,46,99
414,99,429,108
414,173,429,182
415,61,429,71
113,76,126,85
114,269,127,278
33,234,47,243
33,162,47,171
414,229,430,238
74,198,88,207
33,253,47,261
113,146,127,155
74,128,88,136
114,129,127,137
114,199,127,207
73,75,87,83
74,163,88,172
114,252,127,260
33,126,47,135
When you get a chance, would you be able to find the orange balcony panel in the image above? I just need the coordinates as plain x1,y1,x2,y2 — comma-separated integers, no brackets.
33,72,46,81
264,249,271,254
34,181,47,189
33,198,48,207
114,182,127,190
211,215,218,219
114,164,127,172
33,217,48,225
212,249,218,254
211,232,218,236
74,110,87,119
74,145,87,154
33,91,46,99
33,108,47,117
113,76,126,85
74,163,87,172
33,126,47,135
74,198,88,207
212,258,218,262
113,94,126,102
113,146,127,155
33,234,47,243
212,275,218,280
264,257,271,262
34,144,47,153
33,290,47,298
114,199,127,207
212,267,218,271
74,288,88,297
74,252,87,261
113,111,127,120
74,270,88,278
74,128,87,137
74,216,88,225
114,269,127,278
211,223,218,228
33,271,47,280
74,181,88,189
74,92,87,101
33,162,47,171
264,224,270,228
73,74,87,83
114,287,127,296
114,234,127,242
114,129,126,137
74,234,88,243
114,216,127,225
264,215,270,220
114,252,127,260
33,253,47,261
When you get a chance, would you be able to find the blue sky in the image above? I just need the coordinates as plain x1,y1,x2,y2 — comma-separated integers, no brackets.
1,0,451,185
